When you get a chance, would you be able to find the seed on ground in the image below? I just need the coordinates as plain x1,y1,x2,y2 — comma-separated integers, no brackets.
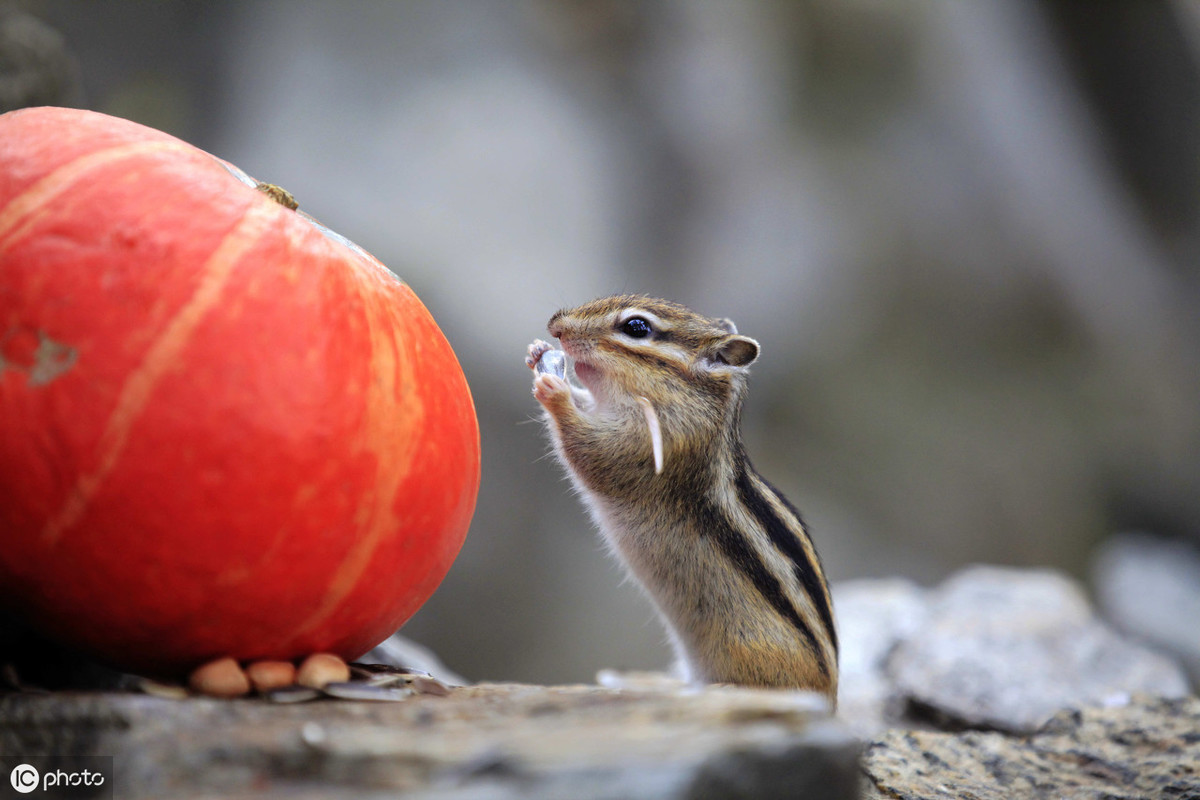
297,653,350,688
246,660,297,692
188,657,251,698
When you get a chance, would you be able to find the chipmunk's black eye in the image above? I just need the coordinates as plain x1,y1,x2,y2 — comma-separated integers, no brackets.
620,316,653,338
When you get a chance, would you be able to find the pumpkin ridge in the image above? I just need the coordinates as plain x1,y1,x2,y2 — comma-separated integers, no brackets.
285,279,424,644
40,200,281,546
0,140,192,255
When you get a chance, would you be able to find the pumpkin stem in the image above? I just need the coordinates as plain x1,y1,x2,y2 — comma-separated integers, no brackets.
255,182,298,211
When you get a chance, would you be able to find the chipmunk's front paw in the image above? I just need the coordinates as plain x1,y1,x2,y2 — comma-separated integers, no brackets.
533,372,572,409
527,339,567,380
525,339,554,370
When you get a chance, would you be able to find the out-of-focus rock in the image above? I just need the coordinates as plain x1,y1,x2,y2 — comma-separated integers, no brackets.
1092,532,1200,688
862,694,1200,800
834,565,1191,736
832,577,929,738
887,566,1189,733
362,633,470,687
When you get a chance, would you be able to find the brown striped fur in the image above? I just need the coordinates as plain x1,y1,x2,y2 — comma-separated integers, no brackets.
528,295,838,704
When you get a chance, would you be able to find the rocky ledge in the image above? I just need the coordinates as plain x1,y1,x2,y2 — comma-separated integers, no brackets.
1,562,1196,799
864,695,1199,800
2,683,858,800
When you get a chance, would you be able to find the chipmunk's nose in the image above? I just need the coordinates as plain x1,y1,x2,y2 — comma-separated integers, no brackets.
547,311,567,341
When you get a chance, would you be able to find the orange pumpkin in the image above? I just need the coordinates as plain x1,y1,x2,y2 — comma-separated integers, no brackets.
0,107,479,677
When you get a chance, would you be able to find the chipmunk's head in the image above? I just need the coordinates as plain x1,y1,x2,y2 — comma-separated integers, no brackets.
547,294,759,412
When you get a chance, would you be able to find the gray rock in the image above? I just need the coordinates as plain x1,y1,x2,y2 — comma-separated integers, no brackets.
4,565,1192,798
832,577,930,738
862,694,1200,800
833,566,1192,736
886,566,1190,733
1093,532,1200,687
362,633,470,687
0,683,859,800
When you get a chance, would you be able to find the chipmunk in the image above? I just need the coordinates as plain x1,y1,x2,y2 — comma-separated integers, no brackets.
525,295,838,704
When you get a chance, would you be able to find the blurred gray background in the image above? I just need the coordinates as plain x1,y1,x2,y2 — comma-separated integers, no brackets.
10,0,1199,684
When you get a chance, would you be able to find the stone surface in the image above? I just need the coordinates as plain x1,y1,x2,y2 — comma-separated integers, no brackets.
861,694,1200,800
4,565,1195,798
832,577,930,738
363,632,469,687
1093,532,1200,686
0,683,859,800
879,566,1190,734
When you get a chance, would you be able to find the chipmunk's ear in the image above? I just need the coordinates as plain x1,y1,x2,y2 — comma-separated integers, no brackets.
715,317,739,334
711,334,759,368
